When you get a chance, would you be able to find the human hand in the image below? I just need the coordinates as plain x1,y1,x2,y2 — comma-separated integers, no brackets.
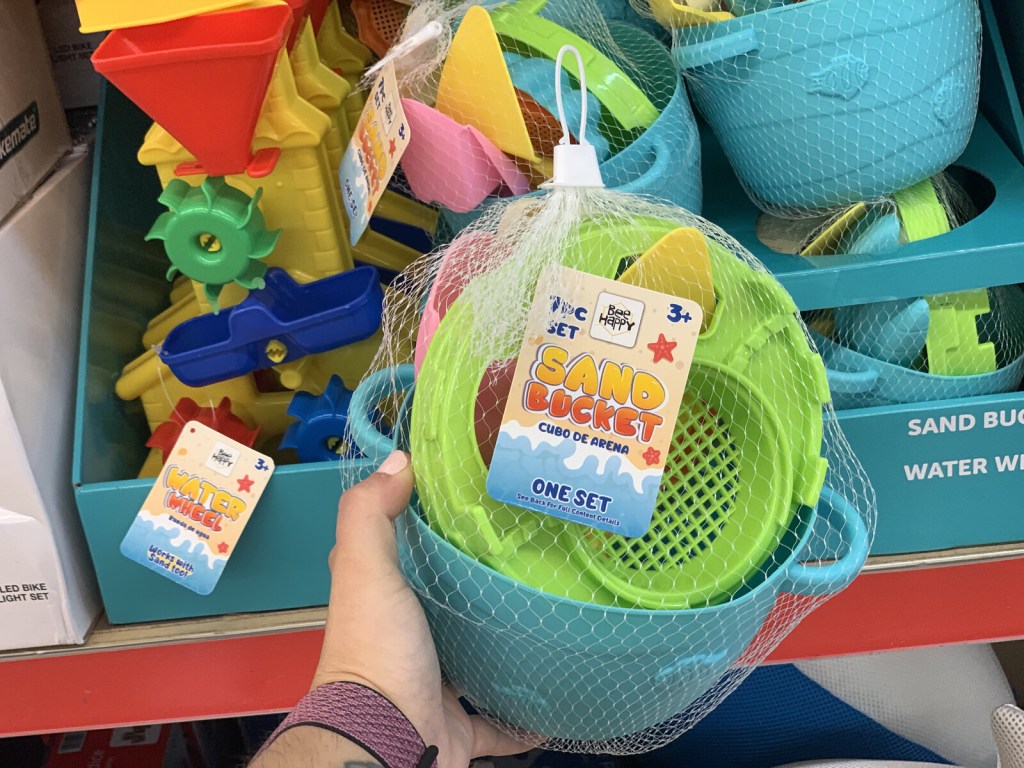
311,451,529,768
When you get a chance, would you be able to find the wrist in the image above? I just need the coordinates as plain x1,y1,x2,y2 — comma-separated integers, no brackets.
309,669,380,695
257,681,439,768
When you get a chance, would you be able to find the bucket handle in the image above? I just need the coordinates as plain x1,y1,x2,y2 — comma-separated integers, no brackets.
780,486,870,598
826,367,879,398
615,131,674,197
674,27,759,70
349,364,416,462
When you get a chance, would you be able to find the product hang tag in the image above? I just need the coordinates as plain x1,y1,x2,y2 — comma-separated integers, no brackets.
340,61,410,246
486,265,702,537
120,421,275,595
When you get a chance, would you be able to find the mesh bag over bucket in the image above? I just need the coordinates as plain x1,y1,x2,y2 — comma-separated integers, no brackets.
808,285,1024,411
340,125,876,750
367,0,701,228
756,170,981,259
777,173,1024,409
637,0,981,217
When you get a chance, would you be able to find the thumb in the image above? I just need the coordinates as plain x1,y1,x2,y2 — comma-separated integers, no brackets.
333,451,414,571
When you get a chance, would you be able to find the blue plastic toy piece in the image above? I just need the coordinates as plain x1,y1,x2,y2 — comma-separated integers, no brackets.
674,0,981,211
727,0,789,14
844,212,903,255
281,375,361,463
161,266,384,387
504,52,611,161
543,0,667,42
814,328,1024,411
833,298,931,369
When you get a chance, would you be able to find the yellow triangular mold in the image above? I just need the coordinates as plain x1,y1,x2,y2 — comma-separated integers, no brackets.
435,6,538,163
620,227,716,331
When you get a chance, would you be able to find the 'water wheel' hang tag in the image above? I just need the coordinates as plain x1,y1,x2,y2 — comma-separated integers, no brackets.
486,265,702,538
120,421,275,595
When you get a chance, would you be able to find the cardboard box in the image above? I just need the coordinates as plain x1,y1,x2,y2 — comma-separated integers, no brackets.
38,0,105,112
0,146,100,651
0,0,71,224
46,726,194,768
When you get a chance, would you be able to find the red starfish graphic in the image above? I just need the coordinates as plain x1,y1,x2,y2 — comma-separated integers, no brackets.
642,447,661,466
388,137,397,157
647,333,677,363
236,474,255,493
217,542,230,554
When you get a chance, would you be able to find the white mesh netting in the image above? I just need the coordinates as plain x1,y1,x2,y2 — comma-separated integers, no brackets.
754,171,1024,411
805,284,1024,411
630,0,982,219
340,173,876,752
365,0,702,228
755,170,980,259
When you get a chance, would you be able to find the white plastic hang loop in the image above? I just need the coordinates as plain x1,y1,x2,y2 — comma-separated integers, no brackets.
542,45,606,190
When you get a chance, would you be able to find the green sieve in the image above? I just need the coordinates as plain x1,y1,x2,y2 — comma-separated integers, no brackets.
571,360,791,609
619,224,829,509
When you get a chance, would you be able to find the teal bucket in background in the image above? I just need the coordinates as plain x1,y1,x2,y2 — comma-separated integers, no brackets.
675,0,981,212
812,327,1024,411
440,21,701,237
349,367,870,742
803,221,1024,410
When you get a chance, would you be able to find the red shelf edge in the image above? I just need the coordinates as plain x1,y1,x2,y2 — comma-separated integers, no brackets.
2,558,1023,737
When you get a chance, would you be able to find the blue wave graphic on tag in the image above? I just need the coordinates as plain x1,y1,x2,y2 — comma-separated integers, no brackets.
120,513,227,596
487,429,660,537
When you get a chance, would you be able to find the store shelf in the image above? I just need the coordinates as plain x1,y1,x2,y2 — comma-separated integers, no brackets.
2,547,1024,738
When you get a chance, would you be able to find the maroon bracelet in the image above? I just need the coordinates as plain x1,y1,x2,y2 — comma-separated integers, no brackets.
255,681,439,768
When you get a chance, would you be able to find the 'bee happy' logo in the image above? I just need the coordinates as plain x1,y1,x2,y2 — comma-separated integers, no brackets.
591,292,645,348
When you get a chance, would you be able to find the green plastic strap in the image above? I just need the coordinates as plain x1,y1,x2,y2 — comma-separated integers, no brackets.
893,178,950,243
490,0,659,132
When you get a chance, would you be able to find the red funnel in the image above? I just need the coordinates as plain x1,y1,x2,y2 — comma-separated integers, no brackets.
92,3,292,177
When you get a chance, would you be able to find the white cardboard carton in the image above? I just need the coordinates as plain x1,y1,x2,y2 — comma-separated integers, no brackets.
0,147,100,650
38,0,106,111
0,0,72,224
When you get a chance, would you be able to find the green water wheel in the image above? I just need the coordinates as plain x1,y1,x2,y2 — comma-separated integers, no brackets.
146,177,280,311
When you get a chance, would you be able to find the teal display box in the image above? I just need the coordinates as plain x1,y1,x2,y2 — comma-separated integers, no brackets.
698,0,1024,556
72,86,379,624
76,0,1024,624
827,394,1024,555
